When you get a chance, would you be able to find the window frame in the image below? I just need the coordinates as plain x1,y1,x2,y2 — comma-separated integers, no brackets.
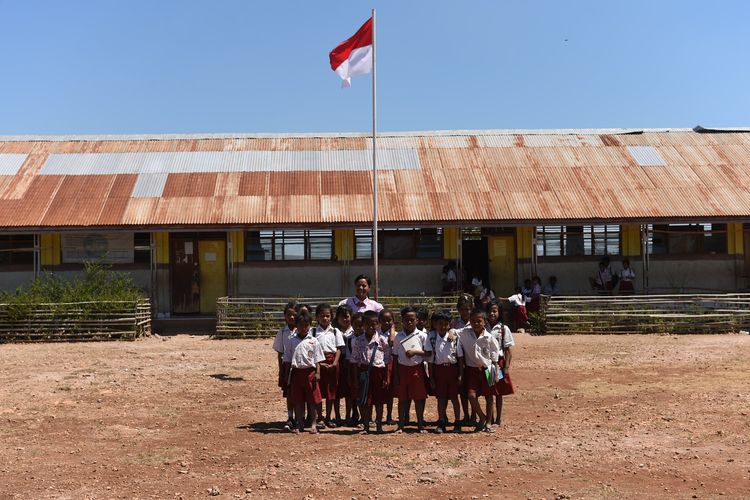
354,227,443,260
647,223,727,255
245,229,334,261
536,225,621,258
0,234,35,267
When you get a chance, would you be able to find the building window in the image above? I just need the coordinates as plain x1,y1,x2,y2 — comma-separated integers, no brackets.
647,224,726,255
245,230,333,261
134,233,151,264
0,234,34,266
536,225,620,257
354,228,443,260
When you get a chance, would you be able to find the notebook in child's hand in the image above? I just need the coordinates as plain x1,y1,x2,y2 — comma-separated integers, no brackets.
399,332,423,353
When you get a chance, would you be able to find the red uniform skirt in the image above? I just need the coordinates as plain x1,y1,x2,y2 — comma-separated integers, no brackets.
319,352,339,401
357,365,389,406
396,363,428,401
619,280,634,293
464,366,494,398
432,363,460,399
290,367,322,406
513,305,528,325
337,358,350,399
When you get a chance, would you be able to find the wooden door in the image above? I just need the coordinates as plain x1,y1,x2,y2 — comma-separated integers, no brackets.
171,236,200,314
198,240,226,314
488,235,516,296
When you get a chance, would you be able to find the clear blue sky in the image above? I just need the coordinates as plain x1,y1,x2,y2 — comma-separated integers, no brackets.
1,0,748,135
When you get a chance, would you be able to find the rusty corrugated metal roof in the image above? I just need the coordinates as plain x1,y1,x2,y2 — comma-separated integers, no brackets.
0,128,750,230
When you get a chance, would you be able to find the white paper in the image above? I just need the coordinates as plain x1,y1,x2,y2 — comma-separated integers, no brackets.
400,332,423,353
184,242,193,255
204,252,216,262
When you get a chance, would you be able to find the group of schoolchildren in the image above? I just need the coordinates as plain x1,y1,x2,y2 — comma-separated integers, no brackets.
272,286,515,435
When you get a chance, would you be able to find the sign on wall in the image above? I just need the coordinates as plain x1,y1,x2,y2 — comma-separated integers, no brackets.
61,233,134,264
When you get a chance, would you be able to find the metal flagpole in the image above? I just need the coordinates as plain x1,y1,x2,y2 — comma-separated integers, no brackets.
371,8,379,300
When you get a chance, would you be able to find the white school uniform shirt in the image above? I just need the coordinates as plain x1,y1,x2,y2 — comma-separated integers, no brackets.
341,326,354,359
392,329,431,366
508,293,528,307
487,323,515,357
312,325,345,354
288,332,325,369
351,333,391,368
620,267,635,281
457,326,500,369
428,329,460,365
272,325,295,363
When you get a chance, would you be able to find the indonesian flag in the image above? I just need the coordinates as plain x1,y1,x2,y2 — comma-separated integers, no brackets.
329,17,373,88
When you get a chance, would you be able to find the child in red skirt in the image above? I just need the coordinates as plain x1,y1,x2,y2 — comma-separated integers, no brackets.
392,306,431,433
506,287,529,331
486,299,515,427
428,309,462,433
351,310,391,434
457,307,500,432
312,303,345,428
286,311,325,434
451,294,475,425
271,301,297,430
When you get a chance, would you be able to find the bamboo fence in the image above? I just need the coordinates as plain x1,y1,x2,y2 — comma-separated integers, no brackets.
538,293,750,335
215,295,460,338
0,299,151,342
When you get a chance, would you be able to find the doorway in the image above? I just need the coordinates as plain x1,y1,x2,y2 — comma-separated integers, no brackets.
462,238,489,294
170,233,227,315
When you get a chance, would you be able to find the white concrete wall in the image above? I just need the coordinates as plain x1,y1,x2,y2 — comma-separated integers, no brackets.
534,256,742,294
236,261,444,297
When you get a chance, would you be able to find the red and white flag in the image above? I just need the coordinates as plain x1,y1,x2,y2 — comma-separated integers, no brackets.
329,17,373,88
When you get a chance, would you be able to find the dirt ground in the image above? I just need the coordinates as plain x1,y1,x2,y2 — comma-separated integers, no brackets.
1,333,748,500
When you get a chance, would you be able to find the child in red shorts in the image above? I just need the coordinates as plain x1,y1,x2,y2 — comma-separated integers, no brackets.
271,301,297,430
286,311,325,434
457,307,500,432
311,303,345,428
428,309,462,433
392,306,432,433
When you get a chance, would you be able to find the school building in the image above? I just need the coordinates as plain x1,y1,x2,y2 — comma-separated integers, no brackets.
0,127,749,318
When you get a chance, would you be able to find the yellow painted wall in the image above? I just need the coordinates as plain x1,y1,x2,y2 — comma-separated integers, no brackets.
155,232,169,264
516,227,533,259
621,224,641,256
728,223,744,255
443,227,458,260
334,229,354,261
40,233,61,266
228,231,245,262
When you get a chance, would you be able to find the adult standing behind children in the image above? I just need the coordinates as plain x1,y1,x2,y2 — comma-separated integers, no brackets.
339,274,384,313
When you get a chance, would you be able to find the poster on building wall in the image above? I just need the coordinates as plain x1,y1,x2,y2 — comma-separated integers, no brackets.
61,233,134,264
